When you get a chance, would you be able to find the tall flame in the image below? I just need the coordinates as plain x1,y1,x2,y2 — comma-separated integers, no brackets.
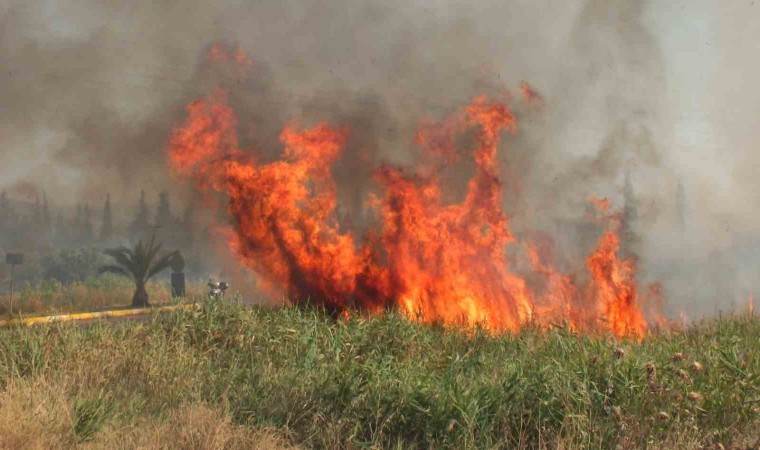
586,231,646,337
168,54,651,338
372,97,532,332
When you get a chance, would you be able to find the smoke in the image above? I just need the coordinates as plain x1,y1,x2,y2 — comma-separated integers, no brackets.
1,0,757,316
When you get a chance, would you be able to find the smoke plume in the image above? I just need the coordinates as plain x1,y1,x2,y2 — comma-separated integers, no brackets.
1,0,758,317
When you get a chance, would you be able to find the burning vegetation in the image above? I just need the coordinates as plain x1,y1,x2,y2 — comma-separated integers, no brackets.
166,47,659,339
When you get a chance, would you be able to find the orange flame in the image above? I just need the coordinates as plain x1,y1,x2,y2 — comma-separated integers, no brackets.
168,80,652,338
208,43,253,68
519,81,544,111
588,196,612,213
585,231,646,338
372,97,532,332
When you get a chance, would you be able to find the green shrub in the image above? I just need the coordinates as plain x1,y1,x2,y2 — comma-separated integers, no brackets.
73,391,113,442
39,248,107,284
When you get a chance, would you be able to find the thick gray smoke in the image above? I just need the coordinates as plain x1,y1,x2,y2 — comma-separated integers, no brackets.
0,0,757,316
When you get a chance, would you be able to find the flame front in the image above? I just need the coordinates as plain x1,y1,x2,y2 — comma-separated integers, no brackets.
372,97,533,332
168,64,651,338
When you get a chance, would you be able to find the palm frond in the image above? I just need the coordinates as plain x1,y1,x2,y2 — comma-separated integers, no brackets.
146,250,180,281
131,239,152,281
142,235,156,261
104,243,145,280
102,236,177,286
134,234,166,282
98,264,132,279
146,241,163,269
133,239,145,258
103,247,136,272
103,246,134,260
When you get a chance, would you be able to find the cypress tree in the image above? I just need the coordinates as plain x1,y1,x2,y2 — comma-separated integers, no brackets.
155,191,174,229
128,190,151,239
42,191,51,229
621,170,639,258
33,195,41,226
101,194,113,242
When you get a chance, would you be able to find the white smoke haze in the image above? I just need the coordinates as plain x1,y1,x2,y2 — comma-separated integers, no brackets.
1,0,758,317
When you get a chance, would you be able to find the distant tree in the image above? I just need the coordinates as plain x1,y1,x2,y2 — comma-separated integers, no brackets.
33,195,41,226
30,191,53,249
181,202,195,248
623,171,637,223
41,248,106,284
155,191,174,228
128,190,151,239
155,191,183,249
0,191,16,247
0,191,11,226
83,203,93,243
69,203,93,246
101,194,113,242
99,235,179,307
74,204,83,235
55,212,68,242
621,170,639,258
42,191,51,229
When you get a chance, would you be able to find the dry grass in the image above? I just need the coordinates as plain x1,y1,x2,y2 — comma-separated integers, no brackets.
0,378,76,449
0,377,298,450
0,277,207,317
90,404,297,450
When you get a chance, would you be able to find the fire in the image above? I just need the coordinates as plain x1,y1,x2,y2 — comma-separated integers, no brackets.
208,44,253,68
372,97,532,332
167,57,652,339
523,233,580,330
588,196,612,214
643,283,668,329
585,231,646,338
749,295,755,315
519,81,544,111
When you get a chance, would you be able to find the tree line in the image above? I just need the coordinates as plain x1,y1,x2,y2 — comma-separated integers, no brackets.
0,190,195,253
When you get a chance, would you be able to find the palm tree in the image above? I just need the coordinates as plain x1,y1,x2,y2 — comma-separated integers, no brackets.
99,235,179,307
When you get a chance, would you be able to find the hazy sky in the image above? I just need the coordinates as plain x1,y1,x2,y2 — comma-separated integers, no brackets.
2,0,759,313
1,0,758,234
650,1,758,225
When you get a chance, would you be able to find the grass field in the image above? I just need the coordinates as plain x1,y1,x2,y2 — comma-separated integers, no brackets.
0,276,207,316
0,296,758,449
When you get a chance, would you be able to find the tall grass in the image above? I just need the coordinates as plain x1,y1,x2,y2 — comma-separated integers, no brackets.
0,297,758,449
0,276,207,316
